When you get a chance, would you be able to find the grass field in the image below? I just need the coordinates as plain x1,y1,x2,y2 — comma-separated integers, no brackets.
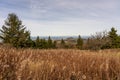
0,46,120,80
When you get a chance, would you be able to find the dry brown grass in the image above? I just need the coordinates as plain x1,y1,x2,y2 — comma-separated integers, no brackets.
0,46,120,80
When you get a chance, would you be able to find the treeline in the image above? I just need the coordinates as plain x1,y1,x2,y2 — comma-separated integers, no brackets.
0,13,120,50
84,28,120,50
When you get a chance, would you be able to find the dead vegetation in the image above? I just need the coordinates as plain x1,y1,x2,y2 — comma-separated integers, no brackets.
0,47,120,80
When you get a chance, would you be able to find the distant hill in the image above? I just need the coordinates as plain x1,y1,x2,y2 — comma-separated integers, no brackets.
31,36,89,40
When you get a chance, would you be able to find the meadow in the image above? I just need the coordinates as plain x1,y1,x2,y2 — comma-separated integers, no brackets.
0,46,120,80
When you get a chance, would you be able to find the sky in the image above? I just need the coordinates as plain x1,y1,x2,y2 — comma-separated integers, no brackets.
0,0,120,36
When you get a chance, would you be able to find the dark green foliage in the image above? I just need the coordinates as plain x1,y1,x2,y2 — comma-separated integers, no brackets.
53,41,57,48
35,36,40,48
61,38,65,45
0,13,30,48
39,39,48,49
76,35,83,49
60,38,66,48
34,36,55,49
47,36,53,48
25,36,35,48
108,27,120,48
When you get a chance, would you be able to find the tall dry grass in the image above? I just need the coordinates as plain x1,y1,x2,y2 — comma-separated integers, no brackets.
0,46,120,80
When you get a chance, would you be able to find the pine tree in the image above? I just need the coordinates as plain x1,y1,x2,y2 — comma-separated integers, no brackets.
47,36,53,48
41,39,47,49
61,38,65,45
53,40,57,48
26,36,35,48
0,13,30,48
76,35,83,49
108,27,120,48
60,38,65,48
35,36,40,48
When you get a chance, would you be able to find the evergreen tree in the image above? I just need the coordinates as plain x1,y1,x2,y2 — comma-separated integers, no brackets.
35,36,40,48
39,39,44,49
60,38,65,48
26,36,35,48
108,27,120,48
42,39,48,49
76,35,83,49
61,38,65,45
0,13,30,48
47,36,53,48
39,39,47,49
53,40,57,48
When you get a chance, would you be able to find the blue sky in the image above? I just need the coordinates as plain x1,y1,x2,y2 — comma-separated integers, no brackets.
0,0,120,36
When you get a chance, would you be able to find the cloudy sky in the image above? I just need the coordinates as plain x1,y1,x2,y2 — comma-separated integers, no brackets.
0,0,120,36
